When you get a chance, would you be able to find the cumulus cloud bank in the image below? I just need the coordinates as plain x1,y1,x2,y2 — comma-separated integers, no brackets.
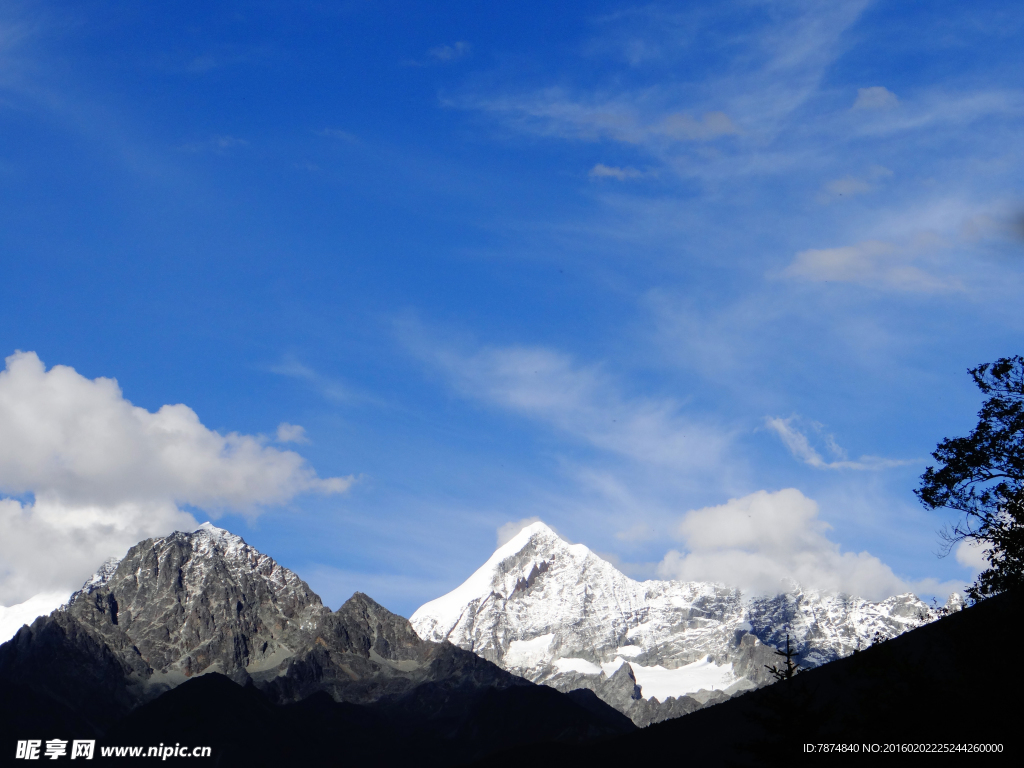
0,351,352,605
657,489,946,600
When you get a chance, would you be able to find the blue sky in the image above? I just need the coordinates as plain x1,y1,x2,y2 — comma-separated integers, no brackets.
1,0,1022,616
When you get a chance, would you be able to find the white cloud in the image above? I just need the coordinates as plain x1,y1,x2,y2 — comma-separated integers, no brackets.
823,176,873,197
497,517,545,547
276,422,309,444
0,590,73,643
0,495,196,607
589,163,645,180
783,238,962,292
783,196,1022,292
853,86,899,110
657,489,921,599
954,539,989,571
657,111,739,140
0,351,352,605
765,416,912,470
428,41,471,63
0,351,349,508
818,164,892,202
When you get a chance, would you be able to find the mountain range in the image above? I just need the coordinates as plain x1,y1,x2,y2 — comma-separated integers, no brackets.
411,522,951,726
0,521,970,764
0,524,632,765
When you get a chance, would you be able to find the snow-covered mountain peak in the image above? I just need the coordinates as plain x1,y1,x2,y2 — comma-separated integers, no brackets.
192,521,246,551
81,556,122,591
66,556,123,608
490,521,592,565
410,520,940,725
410,520,620,645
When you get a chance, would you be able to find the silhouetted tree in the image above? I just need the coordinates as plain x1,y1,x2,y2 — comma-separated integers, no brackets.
916,356,1024,601
764,634,800,682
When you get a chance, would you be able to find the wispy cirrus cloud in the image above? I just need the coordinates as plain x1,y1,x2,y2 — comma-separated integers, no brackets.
268,357,389,408
268,357,354,403
765,416,913,471
453,2,869,169
818,165,893,203
847,88,1024,138
589,163,647,180
404,41,472,68
400,321,732,474
783,238,962,292
428,41,471,63
462,88,741,147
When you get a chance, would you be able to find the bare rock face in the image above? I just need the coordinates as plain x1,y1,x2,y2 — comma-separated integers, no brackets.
65,524,327,690
410,522,941,727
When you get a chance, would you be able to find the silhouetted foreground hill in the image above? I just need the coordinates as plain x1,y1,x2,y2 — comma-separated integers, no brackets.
474,589,1023,766
106,673,632,766
1,671,632,766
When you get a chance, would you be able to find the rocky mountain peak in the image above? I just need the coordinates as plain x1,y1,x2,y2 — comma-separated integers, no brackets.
330,592,426,661
63,525,328,688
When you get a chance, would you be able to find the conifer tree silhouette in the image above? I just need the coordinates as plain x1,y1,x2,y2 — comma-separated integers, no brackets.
764,633,801,682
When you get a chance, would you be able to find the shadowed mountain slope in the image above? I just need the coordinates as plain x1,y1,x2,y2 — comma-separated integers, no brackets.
92,671,633,767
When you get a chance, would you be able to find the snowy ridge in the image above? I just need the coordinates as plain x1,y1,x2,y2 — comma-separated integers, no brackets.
69,556,122,605
411,522,943,716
